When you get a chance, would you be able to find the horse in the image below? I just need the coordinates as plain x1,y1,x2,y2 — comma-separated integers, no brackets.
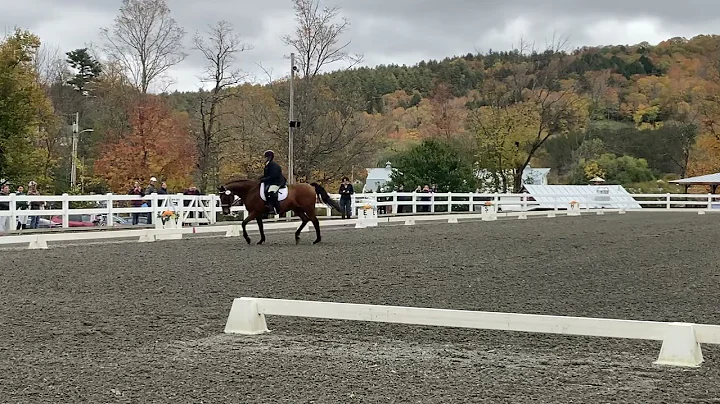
218,179,342,245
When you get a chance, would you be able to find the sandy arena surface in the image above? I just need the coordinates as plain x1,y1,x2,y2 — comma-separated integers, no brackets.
2,212,720,403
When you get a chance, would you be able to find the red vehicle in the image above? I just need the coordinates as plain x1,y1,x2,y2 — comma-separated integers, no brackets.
50,215,97,227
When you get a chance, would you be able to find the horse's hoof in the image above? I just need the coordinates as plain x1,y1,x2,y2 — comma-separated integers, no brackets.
313,239,321,244
257,240,265,245
295,237,300,245
244,237,251,244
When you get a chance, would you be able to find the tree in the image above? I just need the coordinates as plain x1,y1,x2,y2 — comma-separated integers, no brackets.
573,153,655,185
100,0,187,94
94,96,196,191
281,0,362,80
274,0,379,182
0,29,57,185
192,20,252,192
65,48,102,95
388,139,475,192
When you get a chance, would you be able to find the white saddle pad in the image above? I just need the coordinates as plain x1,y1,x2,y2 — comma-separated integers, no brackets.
260,183,289,201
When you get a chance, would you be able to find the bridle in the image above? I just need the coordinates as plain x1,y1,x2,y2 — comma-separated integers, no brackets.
219,189,243,213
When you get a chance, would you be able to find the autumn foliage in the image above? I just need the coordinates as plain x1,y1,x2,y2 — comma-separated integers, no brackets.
94,96,196,192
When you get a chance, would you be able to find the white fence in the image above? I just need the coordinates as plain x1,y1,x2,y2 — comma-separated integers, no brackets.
1,191,720,233
224,297,720,368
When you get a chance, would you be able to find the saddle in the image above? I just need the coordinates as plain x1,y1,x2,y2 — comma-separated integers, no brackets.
260,183,288,202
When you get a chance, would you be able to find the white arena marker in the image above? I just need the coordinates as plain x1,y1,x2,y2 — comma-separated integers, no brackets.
404,219,415,225
597,210,604,215
448,217,458,224
698,211,706,215
547,212,556,218
655,323,703,367
518,212,527,220
28,235,48,250
224,298,269,334
137,230,155,242
225,225,240,237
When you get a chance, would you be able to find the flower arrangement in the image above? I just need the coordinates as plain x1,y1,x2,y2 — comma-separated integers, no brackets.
362,203,372,210
158,209,179,225
569,200,579,209
483,200,494,213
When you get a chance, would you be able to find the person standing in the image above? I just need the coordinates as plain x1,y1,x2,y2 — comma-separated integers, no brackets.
338,177,354,219
27,181,42,229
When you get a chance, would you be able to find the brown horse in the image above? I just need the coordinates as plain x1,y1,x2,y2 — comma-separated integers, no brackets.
218,179,342,245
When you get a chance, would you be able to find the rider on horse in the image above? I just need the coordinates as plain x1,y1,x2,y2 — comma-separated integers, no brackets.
259,150,287,214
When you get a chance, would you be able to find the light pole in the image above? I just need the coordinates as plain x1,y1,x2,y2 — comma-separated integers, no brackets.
71,112,93,189
288,52,300,185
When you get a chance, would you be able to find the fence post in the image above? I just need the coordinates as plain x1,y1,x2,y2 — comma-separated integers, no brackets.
666,193,671,209
9,193,17,231
430,193,435,213
412,193,417,214
468,192,474,212
707,194,712,210
106,193,114,227
61,193,69,228
493,193,499,211
150,193,159,225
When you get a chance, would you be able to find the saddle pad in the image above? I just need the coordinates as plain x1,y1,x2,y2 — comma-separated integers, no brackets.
260,183,289,201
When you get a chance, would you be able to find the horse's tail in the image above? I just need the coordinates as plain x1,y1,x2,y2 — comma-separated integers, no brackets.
310,182,342,213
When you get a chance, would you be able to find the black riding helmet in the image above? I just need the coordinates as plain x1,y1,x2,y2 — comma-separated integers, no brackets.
264,150,274,160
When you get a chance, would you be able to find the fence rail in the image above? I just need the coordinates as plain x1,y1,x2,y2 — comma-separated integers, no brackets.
224,297,720,367
1,191,719,232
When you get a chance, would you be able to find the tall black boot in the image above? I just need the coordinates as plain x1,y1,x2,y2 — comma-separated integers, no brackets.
268,192,279,214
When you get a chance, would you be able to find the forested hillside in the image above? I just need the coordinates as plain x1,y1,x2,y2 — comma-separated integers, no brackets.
2,0,720,194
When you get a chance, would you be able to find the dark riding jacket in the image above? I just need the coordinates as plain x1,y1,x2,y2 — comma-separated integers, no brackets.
260,161,287,187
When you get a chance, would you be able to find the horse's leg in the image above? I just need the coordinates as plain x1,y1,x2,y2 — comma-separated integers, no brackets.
293,209,309,244
307,211,322,244
241,211,258,244
255,216,266,245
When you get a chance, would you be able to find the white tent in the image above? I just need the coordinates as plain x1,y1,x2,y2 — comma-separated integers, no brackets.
523,184,642,210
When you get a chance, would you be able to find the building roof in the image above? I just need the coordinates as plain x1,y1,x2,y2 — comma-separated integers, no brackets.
669,172,720,185
523,184,642,209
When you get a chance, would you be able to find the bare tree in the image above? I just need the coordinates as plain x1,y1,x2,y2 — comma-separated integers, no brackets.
274,0,377,182
192,20,252,192
281,0,363,80
100,0,186,94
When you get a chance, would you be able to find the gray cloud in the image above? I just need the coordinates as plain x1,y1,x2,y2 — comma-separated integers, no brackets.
4,0,719,92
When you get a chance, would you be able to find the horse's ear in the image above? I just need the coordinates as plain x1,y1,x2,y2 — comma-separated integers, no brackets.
218,185,225,192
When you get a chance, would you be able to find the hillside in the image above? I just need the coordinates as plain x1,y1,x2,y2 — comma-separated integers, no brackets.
3,22,720,194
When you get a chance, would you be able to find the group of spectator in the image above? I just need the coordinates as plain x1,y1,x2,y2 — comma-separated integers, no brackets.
128,177,202,225
0,180,43,233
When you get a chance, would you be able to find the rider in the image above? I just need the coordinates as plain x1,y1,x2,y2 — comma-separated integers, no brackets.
259,150,287,214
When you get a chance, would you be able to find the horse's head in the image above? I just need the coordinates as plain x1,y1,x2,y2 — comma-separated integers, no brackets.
218,185,235,215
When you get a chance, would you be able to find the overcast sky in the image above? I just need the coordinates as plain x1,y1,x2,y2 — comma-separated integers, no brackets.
3,0,719,92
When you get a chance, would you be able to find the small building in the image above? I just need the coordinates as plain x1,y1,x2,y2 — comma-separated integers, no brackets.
669,172,720,193
364,161,393,192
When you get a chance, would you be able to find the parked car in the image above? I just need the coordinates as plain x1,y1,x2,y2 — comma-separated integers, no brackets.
50,215,97,227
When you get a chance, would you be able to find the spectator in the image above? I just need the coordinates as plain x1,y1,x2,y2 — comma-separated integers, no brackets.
15,185,27,230
158,182,168,195
27,181,42,229
183,186,201,222
0,184,9,234
144,177,158,224
338,177,354,219
129,181,144,225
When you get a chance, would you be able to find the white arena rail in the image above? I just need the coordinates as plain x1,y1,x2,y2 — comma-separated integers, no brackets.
1,190,719,232
224,297,720,368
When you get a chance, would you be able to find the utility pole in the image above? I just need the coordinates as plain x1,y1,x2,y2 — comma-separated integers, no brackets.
288,52,296,185
71,112,79,189
70,112,93,189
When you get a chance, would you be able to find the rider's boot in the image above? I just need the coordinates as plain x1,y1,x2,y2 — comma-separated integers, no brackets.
268,192,280,215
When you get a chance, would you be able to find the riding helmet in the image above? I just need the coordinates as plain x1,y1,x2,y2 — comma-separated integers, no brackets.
264,150,275,160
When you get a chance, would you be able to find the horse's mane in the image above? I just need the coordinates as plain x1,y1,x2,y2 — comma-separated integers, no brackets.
223,178,259,187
